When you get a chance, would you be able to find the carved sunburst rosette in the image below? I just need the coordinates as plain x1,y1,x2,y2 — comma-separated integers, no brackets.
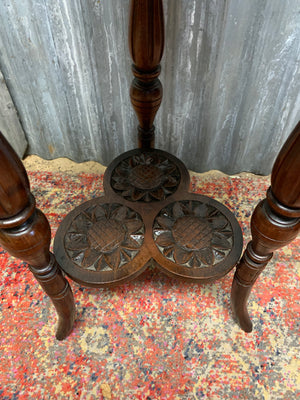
105,149,189,203
64,203,144,271
152,196,243,281
154,200,233,266
54,200,149,287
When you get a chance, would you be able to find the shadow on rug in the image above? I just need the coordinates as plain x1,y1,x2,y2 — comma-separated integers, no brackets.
0,170,299,399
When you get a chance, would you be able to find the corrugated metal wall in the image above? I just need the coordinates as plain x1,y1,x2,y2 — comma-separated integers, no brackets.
0,70,27,158
0,0,299,174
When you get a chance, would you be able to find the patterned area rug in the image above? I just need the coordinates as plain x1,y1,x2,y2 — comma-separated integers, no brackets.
0,167,299,399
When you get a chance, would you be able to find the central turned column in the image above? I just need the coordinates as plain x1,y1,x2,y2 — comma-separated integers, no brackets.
54,0,243,334
129,0,164,148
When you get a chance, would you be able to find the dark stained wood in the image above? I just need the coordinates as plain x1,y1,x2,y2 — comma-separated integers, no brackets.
109,149,182,201
54,0,243,292
0,132,75,340
271,122,300,209
55,147,243,286
54,195,151,287
129,0,164,148
231,121,300,332
152,194,243,282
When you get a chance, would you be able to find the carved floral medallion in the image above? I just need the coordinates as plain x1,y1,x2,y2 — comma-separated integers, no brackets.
111,152,180,202
64,203,144,271
153,201,233,268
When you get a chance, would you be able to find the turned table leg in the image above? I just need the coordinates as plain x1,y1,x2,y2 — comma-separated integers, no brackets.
129,0,164,149
0,132,75,340
231,122,300,332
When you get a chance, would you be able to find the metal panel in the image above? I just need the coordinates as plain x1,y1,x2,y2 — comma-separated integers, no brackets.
0,70,27,158
0,0,299,174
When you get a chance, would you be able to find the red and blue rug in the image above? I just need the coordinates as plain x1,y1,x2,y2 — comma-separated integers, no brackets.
0,167,299,399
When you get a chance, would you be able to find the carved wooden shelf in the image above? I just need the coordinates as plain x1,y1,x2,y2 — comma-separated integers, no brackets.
54,0,243,288
54,147,242,286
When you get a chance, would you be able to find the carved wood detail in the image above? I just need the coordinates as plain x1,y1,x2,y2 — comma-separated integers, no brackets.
64,203,144,271
153,201,234,268
111,151,180,202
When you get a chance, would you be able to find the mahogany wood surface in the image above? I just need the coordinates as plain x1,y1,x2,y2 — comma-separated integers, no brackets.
0,132,75,340
231,121,300,332
129,0,164,149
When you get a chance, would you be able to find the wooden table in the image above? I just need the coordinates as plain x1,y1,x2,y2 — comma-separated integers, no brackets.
0,0,298,340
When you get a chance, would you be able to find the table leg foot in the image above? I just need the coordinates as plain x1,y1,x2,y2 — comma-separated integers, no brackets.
231,278,253,333
53,285,76,341
231,242,272,332
29,253,76,340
